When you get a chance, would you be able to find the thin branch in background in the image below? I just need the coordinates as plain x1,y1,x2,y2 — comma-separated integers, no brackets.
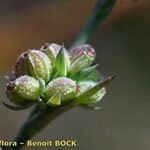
72,0,117,46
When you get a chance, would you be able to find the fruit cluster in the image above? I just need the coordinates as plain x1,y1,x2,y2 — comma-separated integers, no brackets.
5,43,106,109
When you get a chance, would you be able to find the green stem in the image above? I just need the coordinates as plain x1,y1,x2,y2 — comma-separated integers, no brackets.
72,0,117,46
11,103,75,150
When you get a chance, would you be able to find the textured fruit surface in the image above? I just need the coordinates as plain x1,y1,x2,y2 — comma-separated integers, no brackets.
6,75,40,105
45,77,76,101
15,50,52,82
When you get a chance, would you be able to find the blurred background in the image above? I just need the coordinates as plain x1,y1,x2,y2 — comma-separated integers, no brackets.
0,0,150,149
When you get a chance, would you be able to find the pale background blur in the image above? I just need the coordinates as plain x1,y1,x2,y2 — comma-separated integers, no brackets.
0,0,150,149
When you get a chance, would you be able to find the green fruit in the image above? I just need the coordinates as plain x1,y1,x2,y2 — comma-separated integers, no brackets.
69,44,96,74
6,75,40,105
45,77,76,101
15,50,52,83
69,44,96,62
41,43,61,63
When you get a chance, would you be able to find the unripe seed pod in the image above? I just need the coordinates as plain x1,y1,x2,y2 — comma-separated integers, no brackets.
76,81,106,104
69,44,96,74
45,77,76,101
41,43,61,63
69,55,92,75
15,50,52,83
69,44,96,62
6,75,40,105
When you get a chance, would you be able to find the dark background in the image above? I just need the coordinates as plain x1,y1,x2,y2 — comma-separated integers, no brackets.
0,0,150,149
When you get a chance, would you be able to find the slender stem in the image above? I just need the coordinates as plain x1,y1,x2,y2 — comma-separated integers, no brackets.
27,104,39,119
72,0,117,46
11,103,75,150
